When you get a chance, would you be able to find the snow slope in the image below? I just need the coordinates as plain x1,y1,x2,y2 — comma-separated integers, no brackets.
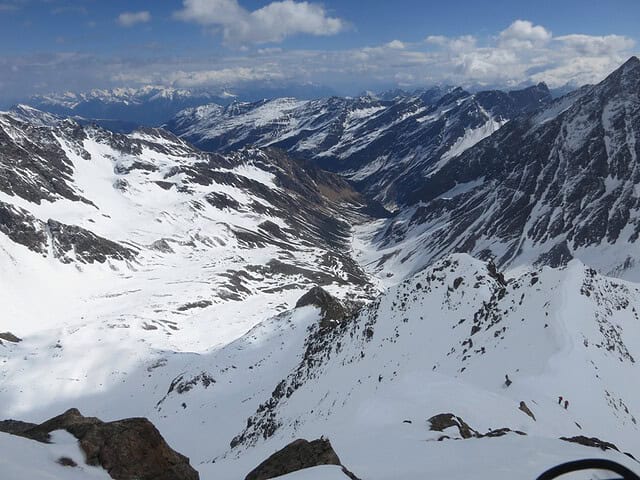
5,254,636,479
0,430,111,480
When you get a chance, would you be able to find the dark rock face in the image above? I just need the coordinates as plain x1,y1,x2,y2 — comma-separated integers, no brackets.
77,417,198,480
57,456,78,467
0,202,48,256
0,115,86,204
0,200,135,264
296,286,346,323
0,408,199,480
245,438,359,480
47,220,136,264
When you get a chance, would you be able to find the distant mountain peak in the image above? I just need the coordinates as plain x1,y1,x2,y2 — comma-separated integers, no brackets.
602,55,640,90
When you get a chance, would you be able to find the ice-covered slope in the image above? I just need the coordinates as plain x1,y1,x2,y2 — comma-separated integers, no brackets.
368,56,640,281
167,85,551,207
6,255,637,479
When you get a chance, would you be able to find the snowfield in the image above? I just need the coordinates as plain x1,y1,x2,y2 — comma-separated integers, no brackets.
3,249,640,478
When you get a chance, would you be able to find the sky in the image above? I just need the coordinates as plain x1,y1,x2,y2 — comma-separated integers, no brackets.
0,0,639,102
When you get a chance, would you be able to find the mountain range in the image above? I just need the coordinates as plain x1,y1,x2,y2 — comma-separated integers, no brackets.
1,58,640,480
166,83,552,207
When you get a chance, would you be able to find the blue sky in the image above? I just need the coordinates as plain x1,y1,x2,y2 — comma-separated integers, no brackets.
0,0,638,101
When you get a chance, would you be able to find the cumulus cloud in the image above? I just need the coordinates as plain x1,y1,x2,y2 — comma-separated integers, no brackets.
174,0,346,44
420,20,636,87
117,11,151,27
499,19,551,48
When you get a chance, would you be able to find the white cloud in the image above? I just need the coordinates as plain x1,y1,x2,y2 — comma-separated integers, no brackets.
385,40,405,50
419,20,635,87
174,0,346,44
117,11,151,27
499,19,551,48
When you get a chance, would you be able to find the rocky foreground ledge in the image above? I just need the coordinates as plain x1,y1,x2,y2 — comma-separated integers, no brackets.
0,408,199,480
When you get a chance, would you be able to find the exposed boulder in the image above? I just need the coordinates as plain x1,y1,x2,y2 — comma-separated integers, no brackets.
0,408,199,480
427,413,479,439
0,332,22,343
245,438,360,480
518,401,536,421
427,413,526,440
295,286,346,324
57,456,78,467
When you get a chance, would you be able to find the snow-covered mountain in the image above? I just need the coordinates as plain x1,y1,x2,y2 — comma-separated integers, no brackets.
3,58,640,480
166,84,551,207
27,86,234,127
24,84,340,129
368,56,640,282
